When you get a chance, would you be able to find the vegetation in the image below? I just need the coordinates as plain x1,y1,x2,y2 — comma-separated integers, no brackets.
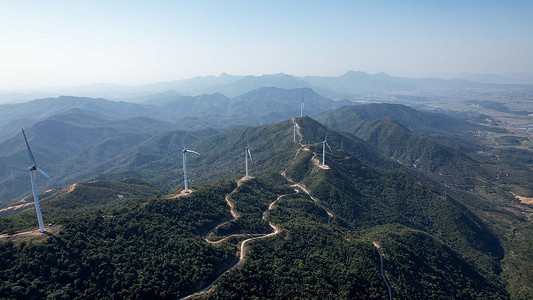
0,180,236,299
364,224,507,299
1,107,531,299
501,222,533,299
205,179,387,299
316,106,497,187
0,178,163,234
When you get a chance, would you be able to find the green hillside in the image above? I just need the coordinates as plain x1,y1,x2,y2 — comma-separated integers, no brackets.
0,178,163,233
0,180,237,299
1,114,516,299
316,103,499,141
316,104,501,187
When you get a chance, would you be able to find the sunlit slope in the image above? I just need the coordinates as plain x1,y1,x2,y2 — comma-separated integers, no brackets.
0,180,237,299
317,103,485,136
286,117,504,277
0,115,509,298
0,178,163,234
316,104,498,186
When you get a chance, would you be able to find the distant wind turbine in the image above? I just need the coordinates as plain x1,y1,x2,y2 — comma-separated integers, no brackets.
178,131,200,194
322,133,333,167
245,138,253,179
300,97,304,117
22,129,53,233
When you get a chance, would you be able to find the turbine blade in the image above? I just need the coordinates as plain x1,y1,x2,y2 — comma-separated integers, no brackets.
177,131,187,150
22,129,36,165
187,150,200,155
37,167,54,182
326,141,333,153
247,149,253,163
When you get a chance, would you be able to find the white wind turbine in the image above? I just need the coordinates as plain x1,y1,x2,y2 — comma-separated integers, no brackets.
22,129,54,233
321,133,333,167
178,131,199,194
300,97,304,117
245,138,253,179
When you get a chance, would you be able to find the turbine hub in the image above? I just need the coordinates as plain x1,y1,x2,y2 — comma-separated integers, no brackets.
28,165,36,171
182,149,187,153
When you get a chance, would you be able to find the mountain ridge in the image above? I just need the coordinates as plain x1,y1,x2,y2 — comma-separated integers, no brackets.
0,111,516,298
3,71,532,104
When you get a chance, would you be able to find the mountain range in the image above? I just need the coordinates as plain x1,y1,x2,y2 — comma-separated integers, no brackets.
0,93,499,205
0,87,351,143
0,82,531,298
2,70,532,104
0,111,514,298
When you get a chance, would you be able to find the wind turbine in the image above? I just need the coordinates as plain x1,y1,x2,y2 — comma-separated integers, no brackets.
322,133,333,167
178,131,199,194
245,138,253,179
22,129,53,233
300,97,304,117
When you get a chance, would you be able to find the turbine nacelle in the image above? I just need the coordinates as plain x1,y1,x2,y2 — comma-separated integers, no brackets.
185,149,200,155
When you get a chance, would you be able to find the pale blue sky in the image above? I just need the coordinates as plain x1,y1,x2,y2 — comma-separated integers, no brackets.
1,0,532,89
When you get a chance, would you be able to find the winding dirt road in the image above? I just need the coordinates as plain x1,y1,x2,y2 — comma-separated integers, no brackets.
374,242,393,300
180,178,287,300
286,118,335,224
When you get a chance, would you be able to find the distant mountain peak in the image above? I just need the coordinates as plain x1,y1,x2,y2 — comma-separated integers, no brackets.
341,70,369,77
219,72,236,78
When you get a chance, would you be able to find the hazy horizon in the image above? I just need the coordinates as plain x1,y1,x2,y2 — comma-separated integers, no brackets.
2,1,533,90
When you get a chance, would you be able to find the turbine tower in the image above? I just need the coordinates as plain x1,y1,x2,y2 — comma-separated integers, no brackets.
178,131,200,194
321,133,333,167
22,129,53,233
245,138,253,179
300,97,304,117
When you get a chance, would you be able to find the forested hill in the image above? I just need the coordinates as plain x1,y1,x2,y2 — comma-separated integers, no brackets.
317,103,487,137
0,111,176,204
0,115,510,299
0,87,352,143
316,104,500,187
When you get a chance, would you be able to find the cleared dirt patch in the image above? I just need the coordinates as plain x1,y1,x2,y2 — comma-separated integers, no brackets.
513,193,533,204
0,225,63,244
